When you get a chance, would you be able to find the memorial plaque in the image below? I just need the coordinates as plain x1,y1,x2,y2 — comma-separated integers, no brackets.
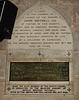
10,62,69,81
6,3,73,95
8,4,73,50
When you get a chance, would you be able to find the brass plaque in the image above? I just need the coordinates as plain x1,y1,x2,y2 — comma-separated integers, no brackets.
10,62,69,81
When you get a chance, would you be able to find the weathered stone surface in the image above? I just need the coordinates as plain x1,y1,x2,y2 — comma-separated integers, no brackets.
9,0,57,18
73,76,79,100
10,0,56,5
75,6,79,29
0,0,79,100
0,40,8,50
0,52,6,79
58,0,79,5
72,31,79,51
51,6,73,28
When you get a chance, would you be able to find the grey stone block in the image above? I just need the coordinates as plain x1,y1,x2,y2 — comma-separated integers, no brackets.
0,40,8,50
75,6,79,28
51,6,73,28
58,0,79,5
72,31,79,51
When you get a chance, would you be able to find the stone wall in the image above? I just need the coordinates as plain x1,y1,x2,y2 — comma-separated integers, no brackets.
0,0,79,100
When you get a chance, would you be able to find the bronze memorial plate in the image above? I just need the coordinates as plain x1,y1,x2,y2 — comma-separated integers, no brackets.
10,62,69,81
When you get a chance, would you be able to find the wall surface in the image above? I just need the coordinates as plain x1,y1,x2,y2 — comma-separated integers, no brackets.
0,0,79,100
